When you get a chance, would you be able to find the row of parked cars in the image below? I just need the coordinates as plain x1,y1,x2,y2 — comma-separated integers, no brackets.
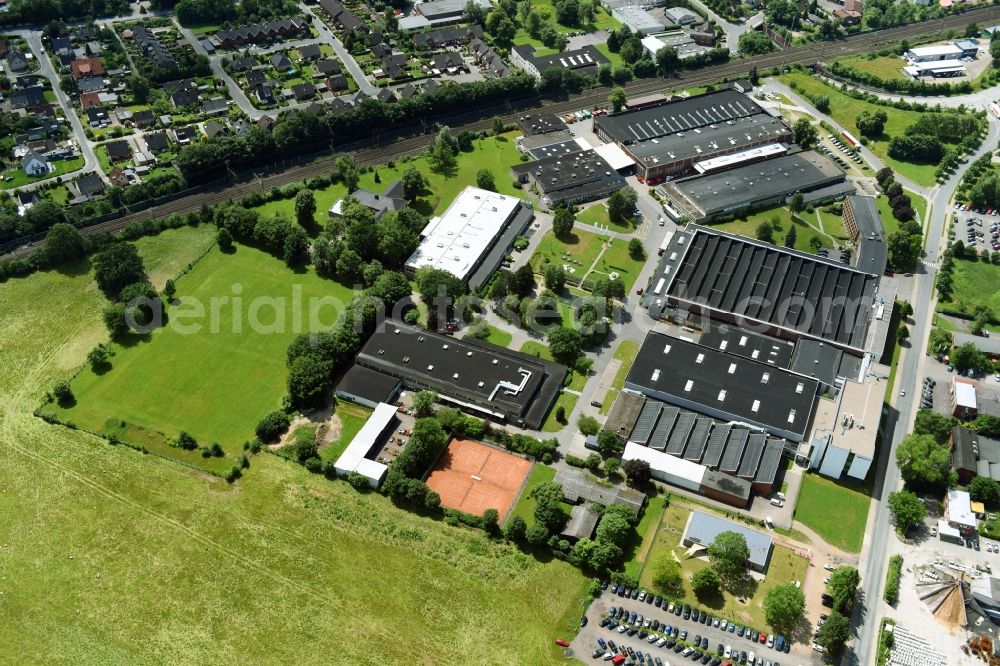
921,377,935,411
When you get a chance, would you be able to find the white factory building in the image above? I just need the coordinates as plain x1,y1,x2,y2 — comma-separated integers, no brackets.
905,44,963,62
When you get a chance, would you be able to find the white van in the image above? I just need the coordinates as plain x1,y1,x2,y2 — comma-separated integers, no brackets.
770,498,784,507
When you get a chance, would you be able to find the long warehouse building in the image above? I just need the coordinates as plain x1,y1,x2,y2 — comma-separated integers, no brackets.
592,89,793,182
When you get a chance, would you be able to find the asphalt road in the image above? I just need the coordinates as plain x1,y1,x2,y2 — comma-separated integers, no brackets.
848,114,1000,666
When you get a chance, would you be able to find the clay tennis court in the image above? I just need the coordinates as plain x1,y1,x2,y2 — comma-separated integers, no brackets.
425,438,532,521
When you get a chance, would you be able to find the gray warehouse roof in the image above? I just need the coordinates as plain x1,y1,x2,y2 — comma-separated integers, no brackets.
698,324,795,368
356,321,565,429
653,224,877,350
625,114,791,169
595,90,765,144
511,148,626,200
666,150,846,218
625,331,819,440
683,509,773,569
846,195,887,276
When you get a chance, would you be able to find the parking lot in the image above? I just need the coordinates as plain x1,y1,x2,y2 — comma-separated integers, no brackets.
952,205,1000,256
571,586,818,665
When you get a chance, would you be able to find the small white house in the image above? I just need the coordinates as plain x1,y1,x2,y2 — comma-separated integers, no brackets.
22,151,50,177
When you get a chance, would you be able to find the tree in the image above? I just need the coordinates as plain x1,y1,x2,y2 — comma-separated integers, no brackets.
763,583,806,634
482,507,500,534
103,303,129,339
914,409,954,445
163,278,176,303
810,237,824,252
651,553,684,594
401,167,426,200
552,205,575,239
856,110,887,139
628,238,645,260
974,413,1000,437
607,187,637,225
294,189,317,228
756,221,774,244
621,458,651,485
428,126,458,173
555,405,566,423
505,515,528,542
789,193,804,212
655,46,680,74
288,354,334,408
217,227,234,252
44,223,86,263
598,430,622,457
827,566,861,615
887,489,926,533
416,266,464,307
94,242,148,299
814,94,831,113
525,523,550,546
953,342,988,374
691,567,722,599
256,410,291,443
173,431,197,450
887,229,920,272
708,531,750,587
543,263,566,292
333,156,359,191
738,30,775,56
578,415,600,436
784,224,797,249
531,481,569,532
412,390,438,417
604,457,620,477
897,324,909,344
609,86,627,113
52,380,73,406
548,327,583,363
792,118,817,148
816,611,851,654
896,433,952,490
475,168,496,191
87,344,110,371
970,476,1000,509
491,115,505,136
128,75,151,104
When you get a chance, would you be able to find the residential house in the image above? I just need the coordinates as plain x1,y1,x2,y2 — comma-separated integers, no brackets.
317,0,367,34
71,57,105,79
213,18,309,49
255,83,277,105
298,43,322,61
174,126,198,144
422,78,441,94
229,56,256,73
104,139,132,162
326,75,348,92
270,53,292,71
0,40,9,58
51,37,72,56
170,89,200,107
143,131,169,152
397,82,420,99
132,109,155,128
246,70,267,86
16,191,40,216
411,25,483,50
22,151,50,176
468,39,511,78
371,43,392,59
314,58,341,76
86,106,110,127
8,48,28,72
257,115,275,130
108,166,130,187
374,87,396,103
432,51,465,72
129,25,176,70
328,97,352,114
162,79,196,94
74,171,105,198
9,86,45,109
79,92,102,108
291,82,316,100
234,118,252,135
201,97,228,116
204,120,227,139
77,76,107,94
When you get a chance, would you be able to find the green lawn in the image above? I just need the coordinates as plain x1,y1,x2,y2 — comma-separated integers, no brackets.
592,238,647,293
816,207,850,241
637,502,809,631
0,231,586,664
134,224,218,289
711,206,834,251
780,72,947,187
519,339,586,391
530,228,607,281
320,401,372,462
1,156,85,190
542,391,579,432
600,339,639,415
794,473,870,552
942,258,1000,317
623,494,666,579
577,201,634,231
44,244,356,466
506,463,558,526
481,324,513,347
252,183,349,220
876,190,927,237
835,55,908,82
47,185,70,206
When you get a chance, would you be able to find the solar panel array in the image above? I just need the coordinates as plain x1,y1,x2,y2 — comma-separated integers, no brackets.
668,227,875,348
627,401,784,489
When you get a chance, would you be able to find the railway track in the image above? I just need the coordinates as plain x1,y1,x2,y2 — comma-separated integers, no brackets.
7,5,1000,260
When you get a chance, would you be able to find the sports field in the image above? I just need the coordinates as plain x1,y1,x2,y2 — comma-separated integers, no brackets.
45,243,356,466
426,438,533,521
0,231,588,663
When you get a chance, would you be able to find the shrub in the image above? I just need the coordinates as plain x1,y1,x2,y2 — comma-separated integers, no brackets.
884,555,903,604
346,471,370,490
255,410,291,443
52,380,73,406
173,431,198,450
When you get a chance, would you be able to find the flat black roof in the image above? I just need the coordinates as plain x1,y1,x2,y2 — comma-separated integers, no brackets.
655,224,877,350
698,323,794,368
336,364,402,404
511,149,626,198
516,112,566,136
625,331,818,440
846,196,888,276
527,139,589,162
788,338,847,386
356,321,565,429
595,89,765,145
667,150,845,217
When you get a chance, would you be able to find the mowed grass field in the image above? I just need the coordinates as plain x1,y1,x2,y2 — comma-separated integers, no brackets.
47,242,356,461
0,233,589,663
793,473,870,553
638,503,808,631
940,257,1000,318
780,72,943,187
836,55,909,82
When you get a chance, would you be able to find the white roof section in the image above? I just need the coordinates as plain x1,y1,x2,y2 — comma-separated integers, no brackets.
904,59,965,74
947,489,977,529
398,14,431,30
624,441,706,491
405,186,521,281
334,402,395,485
907,44,963,58
593,141,636,171
693,143,788,174
955,379,978,409
611,5,663,32
937,519,961,539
